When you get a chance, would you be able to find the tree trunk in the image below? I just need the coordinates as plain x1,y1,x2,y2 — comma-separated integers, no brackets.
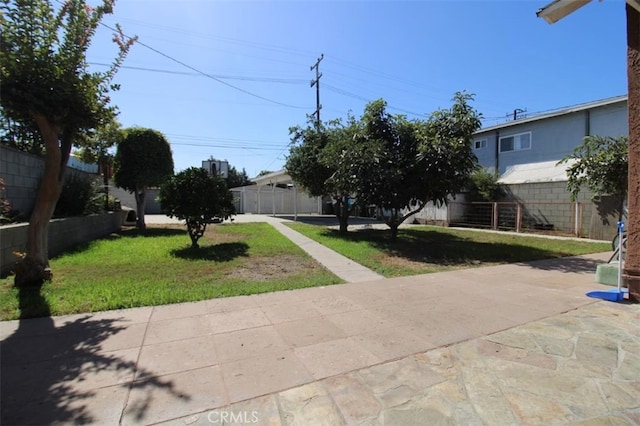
102,160,110,211
390,224,399,240
335,197,349,234
338,212,348,234
134,187,146,230
388,209,400,240
14,115,67,288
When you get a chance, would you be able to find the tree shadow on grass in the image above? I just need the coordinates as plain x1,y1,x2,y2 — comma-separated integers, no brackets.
320,227,604,270
122,227,187,238
279,214,384,227
1,287,188,425
171,242,249,262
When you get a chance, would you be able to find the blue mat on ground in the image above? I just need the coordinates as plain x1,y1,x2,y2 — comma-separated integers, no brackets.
586,288,628,302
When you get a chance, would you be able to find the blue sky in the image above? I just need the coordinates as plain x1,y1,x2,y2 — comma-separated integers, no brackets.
88,0,628,178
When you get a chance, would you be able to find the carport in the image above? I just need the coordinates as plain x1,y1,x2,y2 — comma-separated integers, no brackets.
232,170,322,219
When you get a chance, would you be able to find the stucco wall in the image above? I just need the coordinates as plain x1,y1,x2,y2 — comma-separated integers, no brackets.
110,186,163,214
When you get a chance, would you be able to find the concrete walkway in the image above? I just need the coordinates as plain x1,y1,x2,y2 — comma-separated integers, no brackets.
1,215,639,425
246,215,384,283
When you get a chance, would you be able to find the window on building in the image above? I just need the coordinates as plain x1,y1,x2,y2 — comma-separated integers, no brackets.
499,132,531,153
474,139,487,150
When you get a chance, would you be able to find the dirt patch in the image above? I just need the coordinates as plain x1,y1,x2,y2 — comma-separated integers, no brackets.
379,255,442,271
226,254,315,281
379,254,496,272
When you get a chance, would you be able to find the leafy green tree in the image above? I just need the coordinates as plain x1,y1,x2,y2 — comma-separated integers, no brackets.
158,167,235,248
354,100,424,239
320,116,366,233
0,0,135,287
286,117,358,233
559,135,628,219
0,107,44,155
358,93,481,239
287,92,481,238
75,119,123,210
413,91,482,210
226,166,253,188
114,127,174,229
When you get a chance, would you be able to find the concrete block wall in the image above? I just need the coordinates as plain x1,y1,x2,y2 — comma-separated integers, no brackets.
505,182,584,234
0,145,44,216
504,182,619,240
0,144,99,218
1,212,123,277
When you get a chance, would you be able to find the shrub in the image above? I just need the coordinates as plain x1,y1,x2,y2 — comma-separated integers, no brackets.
54,173,101,217
467,169,504,201
0,178,10,219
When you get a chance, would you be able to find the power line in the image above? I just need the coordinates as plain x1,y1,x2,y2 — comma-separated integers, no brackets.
104,14,488,111
323,83,426,118
262,145,290,172
104,15,316,59
165,133,285,145
169,142,285,151
99,22,310,110
89,62,308,84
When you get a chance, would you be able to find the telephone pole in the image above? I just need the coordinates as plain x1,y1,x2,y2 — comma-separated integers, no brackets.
509,108,527,121
310,54,323,128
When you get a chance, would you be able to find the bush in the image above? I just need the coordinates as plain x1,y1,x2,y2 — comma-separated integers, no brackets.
54,173,101,217
159,167,235,248
467,169,504,201
0,178,23,224
0,178,11,222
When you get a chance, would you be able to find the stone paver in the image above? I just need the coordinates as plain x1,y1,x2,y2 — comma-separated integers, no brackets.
162,302,640,426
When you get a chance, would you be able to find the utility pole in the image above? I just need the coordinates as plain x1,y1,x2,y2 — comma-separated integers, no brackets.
507,108,527,121
310,54,323,128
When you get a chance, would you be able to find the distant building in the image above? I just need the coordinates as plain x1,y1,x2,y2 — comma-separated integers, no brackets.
413,95,628,240
202,158,229,178
473,95,627,176
230,170,322,216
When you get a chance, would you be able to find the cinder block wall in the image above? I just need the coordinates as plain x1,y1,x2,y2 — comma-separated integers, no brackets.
0,144,99,218
0,145,44,216
504,182,618,240
0,212,123,277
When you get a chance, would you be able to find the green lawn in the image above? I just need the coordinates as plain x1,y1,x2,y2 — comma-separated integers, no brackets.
0,223,341,320
288,222,611,277
1,221,612,321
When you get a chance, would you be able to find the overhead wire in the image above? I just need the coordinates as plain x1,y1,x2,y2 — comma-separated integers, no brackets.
89,62,308,84
99,22,311,110
100,13,472,115
97,12,517,170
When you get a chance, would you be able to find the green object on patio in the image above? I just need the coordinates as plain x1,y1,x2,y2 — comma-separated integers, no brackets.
596,262,620,287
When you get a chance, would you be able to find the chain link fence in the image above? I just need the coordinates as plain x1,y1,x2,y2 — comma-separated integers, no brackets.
447,201,595,237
